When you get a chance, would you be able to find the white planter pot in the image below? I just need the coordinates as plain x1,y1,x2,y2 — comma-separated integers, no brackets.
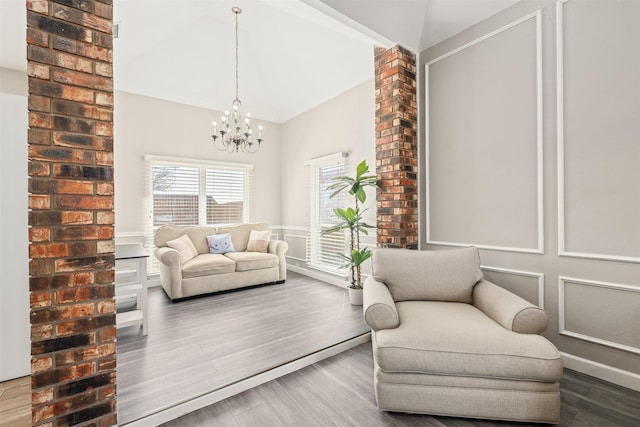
348,287,363,306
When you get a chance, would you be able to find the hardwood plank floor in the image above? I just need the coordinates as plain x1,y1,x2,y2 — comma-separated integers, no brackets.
162,343,640,427
116,271,369,424
0,376,30,427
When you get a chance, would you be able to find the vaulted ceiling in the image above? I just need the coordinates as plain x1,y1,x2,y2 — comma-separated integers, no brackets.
0,0,518,123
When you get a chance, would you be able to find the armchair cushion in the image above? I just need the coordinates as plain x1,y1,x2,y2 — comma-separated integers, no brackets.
371,247,483,303
374,301,562,382
473,279,548,334
363,276,400,331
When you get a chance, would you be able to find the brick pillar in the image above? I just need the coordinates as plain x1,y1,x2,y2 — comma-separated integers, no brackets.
374,45,418,249
27,1,117,425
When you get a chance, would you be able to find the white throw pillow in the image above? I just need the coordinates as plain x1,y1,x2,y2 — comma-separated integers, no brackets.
246,229,271,253
166,234,198,263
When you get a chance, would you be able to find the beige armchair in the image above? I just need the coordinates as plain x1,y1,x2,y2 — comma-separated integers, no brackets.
364,247,562,424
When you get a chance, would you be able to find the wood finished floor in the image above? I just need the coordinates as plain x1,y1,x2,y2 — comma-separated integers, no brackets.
163,343,640,427
116,271,369,424
0,376,30,427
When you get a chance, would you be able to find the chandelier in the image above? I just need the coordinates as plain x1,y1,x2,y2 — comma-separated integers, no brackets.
211,7,263,153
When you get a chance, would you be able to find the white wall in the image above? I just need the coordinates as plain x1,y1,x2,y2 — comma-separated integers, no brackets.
113,91,283,236
280,79,376,228
278,79,376,281
419,0,640,389
0,67,30,381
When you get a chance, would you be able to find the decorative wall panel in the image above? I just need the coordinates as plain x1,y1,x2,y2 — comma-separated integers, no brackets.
426,12,542,253
560,277,640,354
284,234,308,263
558,0,640,262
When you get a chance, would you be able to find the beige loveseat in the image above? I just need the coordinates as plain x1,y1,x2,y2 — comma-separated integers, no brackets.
364,247,562,424
154,223,288,301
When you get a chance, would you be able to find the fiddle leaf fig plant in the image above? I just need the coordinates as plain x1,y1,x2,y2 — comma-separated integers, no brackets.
321,160,377,289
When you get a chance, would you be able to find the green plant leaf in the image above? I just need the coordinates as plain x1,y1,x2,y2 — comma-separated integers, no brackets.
356,160,368,178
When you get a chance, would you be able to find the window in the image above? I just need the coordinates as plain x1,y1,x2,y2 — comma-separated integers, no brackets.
148,156,252,228
146,155,252,272
306,152,348,272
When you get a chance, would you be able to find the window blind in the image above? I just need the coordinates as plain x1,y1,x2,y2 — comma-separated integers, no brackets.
306,153,348,273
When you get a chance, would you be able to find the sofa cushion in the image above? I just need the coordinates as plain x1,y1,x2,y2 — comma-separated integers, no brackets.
182,254,235,278
166,234,198,263
373,301,562,382
218,223,269,252
224,252,278,272
155,225,216,254
371,247,483,303
206,233,236,254
247,229,271,252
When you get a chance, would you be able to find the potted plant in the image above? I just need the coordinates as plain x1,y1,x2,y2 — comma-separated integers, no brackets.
321,160,377,305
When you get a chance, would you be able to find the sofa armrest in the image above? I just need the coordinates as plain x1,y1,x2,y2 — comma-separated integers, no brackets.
154,247,183,300
473,279,548,334
363,276,400,331
155,246,181,266
268,240,289,281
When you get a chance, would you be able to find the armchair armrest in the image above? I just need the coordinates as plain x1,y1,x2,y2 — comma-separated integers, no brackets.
473,279,548,334
363,276,400,331
268,240,289,281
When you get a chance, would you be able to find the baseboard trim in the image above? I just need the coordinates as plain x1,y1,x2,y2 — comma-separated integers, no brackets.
287,264,347,288
122,332,372,426
560,352,640,392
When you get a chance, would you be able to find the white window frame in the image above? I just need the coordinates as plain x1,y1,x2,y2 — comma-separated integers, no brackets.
305,152,349,273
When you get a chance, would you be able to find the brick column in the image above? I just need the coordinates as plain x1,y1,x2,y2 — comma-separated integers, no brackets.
374,45,418,249
27,1,117,425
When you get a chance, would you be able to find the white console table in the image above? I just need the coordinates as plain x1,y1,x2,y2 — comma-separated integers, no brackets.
115,243,149,336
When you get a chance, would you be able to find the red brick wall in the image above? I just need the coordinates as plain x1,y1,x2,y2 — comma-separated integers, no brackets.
374,45,418,249
27,0,117,425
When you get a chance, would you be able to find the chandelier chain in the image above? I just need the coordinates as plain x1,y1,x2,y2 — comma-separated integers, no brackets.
235,9,239,100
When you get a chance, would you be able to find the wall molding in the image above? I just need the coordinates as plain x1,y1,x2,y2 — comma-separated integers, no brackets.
425,10,544,254
559,276,640,355
115,231,147,239
481,266,545,309
560,351,640,393
283,234,308,262
555,0,640,264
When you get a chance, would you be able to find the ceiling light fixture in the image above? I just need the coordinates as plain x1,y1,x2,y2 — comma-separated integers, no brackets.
211,7,263,153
